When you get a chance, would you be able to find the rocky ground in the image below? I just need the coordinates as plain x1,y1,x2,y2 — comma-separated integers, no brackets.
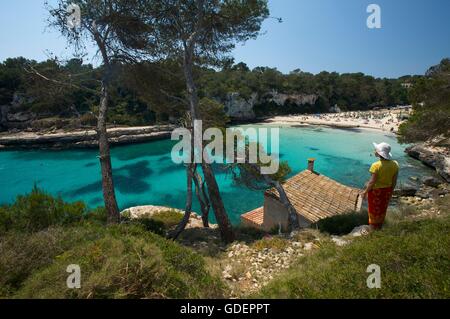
120,175,449,298
121,205,210,230
213,223,382,298
173,178,448,298
0,125,174,150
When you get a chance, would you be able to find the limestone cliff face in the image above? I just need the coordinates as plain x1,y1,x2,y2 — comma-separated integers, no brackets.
264,91,318,107
224,92,258,120
406,136,450,183
223,91,318,120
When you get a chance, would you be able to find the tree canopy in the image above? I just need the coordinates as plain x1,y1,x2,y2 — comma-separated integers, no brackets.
399,58,450,142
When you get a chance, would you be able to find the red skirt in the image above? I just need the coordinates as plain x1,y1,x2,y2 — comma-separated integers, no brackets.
368,187,393,229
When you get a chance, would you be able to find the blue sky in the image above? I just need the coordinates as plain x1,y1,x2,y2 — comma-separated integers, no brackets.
0,0,449,78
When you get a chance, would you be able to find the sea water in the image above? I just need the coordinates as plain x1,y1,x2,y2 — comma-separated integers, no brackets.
0,125,435,224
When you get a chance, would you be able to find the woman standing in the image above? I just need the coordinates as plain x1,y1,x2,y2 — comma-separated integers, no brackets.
362,142,399,230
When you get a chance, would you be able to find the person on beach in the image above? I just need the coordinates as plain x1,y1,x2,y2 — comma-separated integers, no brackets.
362,142,399,230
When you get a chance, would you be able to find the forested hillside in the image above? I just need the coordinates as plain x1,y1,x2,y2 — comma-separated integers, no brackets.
1,57,415,130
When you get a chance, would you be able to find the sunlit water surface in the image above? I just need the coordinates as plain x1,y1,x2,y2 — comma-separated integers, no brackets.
0,125,434,224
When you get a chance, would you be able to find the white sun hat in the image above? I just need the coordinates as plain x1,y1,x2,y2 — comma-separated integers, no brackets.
373,142,393,160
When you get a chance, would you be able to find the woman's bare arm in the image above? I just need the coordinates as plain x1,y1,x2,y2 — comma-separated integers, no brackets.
392,173,398,190
362,173,377,198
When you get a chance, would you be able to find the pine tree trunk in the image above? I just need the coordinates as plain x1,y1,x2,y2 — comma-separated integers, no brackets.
273,181,299,231
169,163,194,240
182,42,234,242
92,25,120,224
98,83,120,224
193,169,210,227
201,162,234,242
255,164,299,232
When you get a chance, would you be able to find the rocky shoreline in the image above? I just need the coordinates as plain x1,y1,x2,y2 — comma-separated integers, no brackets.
405,137,450,183
0,125,175,150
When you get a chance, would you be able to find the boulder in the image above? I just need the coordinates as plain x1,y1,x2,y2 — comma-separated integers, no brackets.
349,225,371,237
6,112,35,122
394,186,418,197
422,176,443,188
415,186,435,199
406,143,450,183
120,205,209,229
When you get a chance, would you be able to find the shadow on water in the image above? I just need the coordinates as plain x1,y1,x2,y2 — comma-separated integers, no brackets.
89,197,103,206
112,140,177,161
316,153,367,188
332,127,363,133
157,164,186,175
116,160,153,178
158,156,172,162
70,174,152,197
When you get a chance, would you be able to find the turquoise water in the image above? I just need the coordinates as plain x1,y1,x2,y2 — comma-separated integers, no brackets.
0,125,434,224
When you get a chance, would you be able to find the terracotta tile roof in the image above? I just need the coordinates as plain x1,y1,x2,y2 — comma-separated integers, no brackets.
241,206,264,227
265,170,362,223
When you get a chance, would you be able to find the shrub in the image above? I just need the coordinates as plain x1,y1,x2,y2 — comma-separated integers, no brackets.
313,211,368,235
251,236,290,252
257,216,450,299
80,112,97,126
130,218,166,236
12,224,224,299
0,225,100,296
151,210,184,229
234,226,268,242
0,186,87,233
85,207,108,224
124,210,184,236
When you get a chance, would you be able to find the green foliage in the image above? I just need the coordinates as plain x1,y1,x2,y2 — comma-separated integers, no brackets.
86,207,108,224
131,218,166,236
199,66,411,116
257,216,450,298
151,210,184,229
313,211,369,236
0,186,87,233
198,97,230,129
0,190,223,299
0,57,28,105
398,58,450,142
0,224,224,299
1,55,413,129
0,224,100,296
124,210,184,236
234,226,270,242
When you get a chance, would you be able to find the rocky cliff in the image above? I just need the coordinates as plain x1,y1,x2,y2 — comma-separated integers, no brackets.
405,136,450,183
223,91,319,120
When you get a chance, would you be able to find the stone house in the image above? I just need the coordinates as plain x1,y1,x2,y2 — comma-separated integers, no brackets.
241,159,363,231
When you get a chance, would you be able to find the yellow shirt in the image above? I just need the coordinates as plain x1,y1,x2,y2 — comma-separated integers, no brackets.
369,160,399,189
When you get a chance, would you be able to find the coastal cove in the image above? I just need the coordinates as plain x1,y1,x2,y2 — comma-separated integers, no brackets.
0,125,435,224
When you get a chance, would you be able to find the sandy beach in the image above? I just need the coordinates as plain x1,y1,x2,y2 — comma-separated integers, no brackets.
263,108,412,133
